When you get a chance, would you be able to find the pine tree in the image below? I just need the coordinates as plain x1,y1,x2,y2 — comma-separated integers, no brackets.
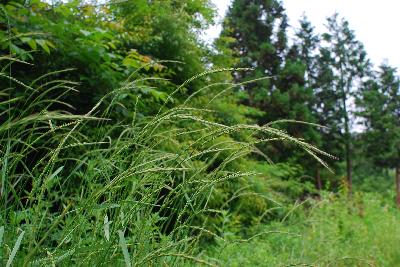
357,64,400,206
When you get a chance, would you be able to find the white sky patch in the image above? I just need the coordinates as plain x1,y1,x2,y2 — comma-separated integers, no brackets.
203,0,231,42
206,0,400,70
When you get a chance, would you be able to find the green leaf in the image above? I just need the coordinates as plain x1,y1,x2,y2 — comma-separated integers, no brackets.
20,37,37,50
80,29,91,36
149,88,168,102
108,42,116,50
55,249,76,263
46,40,56,49
36,39,50,54
49,166,64,180
10,44,23,55
0,226,4,246
104,215,111,242
6,230,25,267
122,57,141,68
118,230,132,267
27,39,37,50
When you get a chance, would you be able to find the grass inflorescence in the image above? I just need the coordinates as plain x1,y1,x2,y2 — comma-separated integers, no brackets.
0,55,330,266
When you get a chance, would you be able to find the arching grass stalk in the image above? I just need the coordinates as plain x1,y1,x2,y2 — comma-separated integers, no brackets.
0,57,331,266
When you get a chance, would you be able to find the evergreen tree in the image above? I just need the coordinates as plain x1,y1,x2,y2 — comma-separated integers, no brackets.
294,16,325,190
319,13,371,193
220,0,323,169
312,45,344,189
274,42,322,172
295,15,319,87
357,64,400,206
220,0,287,116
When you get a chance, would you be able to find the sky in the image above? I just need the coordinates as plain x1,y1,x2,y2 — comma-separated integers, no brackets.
206,0,400,70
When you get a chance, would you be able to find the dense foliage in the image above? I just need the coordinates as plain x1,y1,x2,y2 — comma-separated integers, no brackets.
1,0,399,265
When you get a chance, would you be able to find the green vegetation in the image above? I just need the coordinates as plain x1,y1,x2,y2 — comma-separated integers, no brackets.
204,192,400,266
0,0,399,266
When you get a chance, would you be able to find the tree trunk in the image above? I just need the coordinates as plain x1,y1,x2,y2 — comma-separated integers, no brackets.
316,167,322,191
340,72,352,196
345,138,352,195
396,167,400,208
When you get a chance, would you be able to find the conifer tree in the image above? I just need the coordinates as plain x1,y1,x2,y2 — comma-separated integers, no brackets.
220,0,287,117
221,1,322,167
294,16,325,190
357,64,400,206
295,16,319,87
319,13,371,193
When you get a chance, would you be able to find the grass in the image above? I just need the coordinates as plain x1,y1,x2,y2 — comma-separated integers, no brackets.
2,4,398,267
0,56,331,266
2,55,399,267
201,192,400,266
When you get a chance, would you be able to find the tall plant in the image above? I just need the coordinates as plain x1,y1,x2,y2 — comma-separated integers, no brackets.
357,64,400,206
319,13,371,193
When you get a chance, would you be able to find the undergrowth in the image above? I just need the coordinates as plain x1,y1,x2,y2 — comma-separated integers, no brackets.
201,192,400,267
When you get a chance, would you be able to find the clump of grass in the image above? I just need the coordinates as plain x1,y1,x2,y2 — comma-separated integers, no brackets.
0,54,330,266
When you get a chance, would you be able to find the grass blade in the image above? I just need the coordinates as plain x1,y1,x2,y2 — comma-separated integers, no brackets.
6,230,25,267
118,230,132,267
104,215,110,242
